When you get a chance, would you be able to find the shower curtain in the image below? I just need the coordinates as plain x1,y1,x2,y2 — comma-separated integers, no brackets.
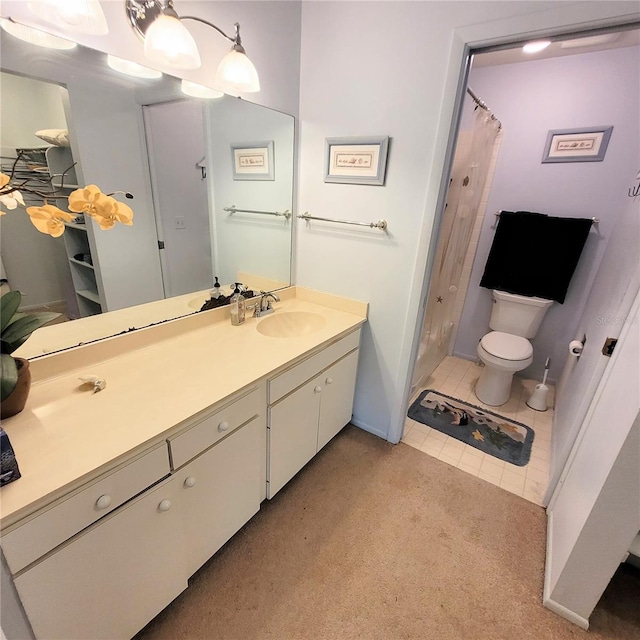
411,104,502,393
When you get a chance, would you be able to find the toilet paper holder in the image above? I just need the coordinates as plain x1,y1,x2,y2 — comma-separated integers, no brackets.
569,334,587,358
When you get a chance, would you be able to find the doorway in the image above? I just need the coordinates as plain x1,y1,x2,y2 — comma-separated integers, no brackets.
403,26,640,505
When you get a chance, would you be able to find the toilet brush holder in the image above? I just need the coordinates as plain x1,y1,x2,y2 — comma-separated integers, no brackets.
527,357,550,412
527,383,549,411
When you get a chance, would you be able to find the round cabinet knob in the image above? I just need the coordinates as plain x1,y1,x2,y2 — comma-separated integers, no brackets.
95,494,112,510
184,476,197,488
218,421,230,432
314,386,322,394
325,377,334,385
158,499,172,513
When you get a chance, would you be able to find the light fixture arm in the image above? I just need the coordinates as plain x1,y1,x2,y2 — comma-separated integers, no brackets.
180,17,244,51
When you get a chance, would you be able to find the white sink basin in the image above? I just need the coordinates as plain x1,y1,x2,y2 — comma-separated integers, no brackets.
257,311,326,338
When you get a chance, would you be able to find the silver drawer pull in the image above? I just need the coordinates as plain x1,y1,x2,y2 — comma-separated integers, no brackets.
325,377,333,385
218,421,230,432
184,476,197,488
95,495,112,510
314,386,322,394
158,499,172,513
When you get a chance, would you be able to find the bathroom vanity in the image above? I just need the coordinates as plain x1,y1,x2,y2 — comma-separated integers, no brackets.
0,287,367,640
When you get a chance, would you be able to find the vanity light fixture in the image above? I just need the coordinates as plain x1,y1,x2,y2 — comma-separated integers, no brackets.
181,79,224,100
0,18,77,50
522,40,551,54
125,0,260,93
107,54,162,79
27,0,108,36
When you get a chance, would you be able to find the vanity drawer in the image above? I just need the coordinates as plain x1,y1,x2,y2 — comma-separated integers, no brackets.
168,386,262,470
1,444,170,575
268,329,361,404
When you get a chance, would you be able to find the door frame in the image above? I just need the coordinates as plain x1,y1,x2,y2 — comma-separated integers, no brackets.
389,8,640,447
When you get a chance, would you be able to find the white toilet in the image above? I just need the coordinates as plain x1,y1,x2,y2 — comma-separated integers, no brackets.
475,290,553,406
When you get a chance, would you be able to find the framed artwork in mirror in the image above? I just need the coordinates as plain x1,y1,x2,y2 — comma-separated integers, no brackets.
542,126,613,163
324,136,389,185
231,140,274,180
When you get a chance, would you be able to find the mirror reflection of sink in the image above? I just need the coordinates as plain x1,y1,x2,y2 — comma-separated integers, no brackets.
188,296,209,310
257,311,326,338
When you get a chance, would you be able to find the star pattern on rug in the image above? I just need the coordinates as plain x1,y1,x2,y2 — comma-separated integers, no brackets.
472,429,484,441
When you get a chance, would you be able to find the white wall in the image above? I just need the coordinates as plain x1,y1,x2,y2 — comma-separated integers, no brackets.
296,1,640,441
454,46,640,383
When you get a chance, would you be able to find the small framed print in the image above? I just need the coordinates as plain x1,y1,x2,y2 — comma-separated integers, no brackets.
542,126,613,163
231,141,274,180
324,136,390,185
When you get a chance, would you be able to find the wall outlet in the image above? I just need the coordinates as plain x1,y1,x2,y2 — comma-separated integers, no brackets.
174,216,186,230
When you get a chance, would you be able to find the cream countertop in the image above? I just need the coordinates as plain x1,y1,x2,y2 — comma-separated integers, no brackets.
0,287,367,529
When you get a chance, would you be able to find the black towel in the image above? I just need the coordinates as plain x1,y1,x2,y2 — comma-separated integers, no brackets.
479,211,592,303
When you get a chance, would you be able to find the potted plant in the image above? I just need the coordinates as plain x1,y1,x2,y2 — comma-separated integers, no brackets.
1,291,59,419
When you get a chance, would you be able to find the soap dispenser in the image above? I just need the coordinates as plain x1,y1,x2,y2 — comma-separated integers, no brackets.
210,276,222,299
230,283,246,326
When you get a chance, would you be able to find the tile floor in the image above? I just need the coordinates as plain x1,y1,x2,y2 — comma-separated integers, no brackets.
402,356,553,506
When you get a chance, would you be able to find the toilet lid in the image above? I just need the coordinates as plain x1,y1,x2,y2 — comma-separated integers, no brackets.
480,331,533,361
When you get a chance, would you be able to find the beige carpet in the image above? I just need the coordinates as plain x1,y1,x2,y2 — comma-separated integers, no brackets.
135,425,640,640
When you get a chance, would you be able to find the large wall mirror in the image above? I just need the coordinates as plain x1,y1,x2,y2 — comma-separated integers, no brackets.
0,34,294,358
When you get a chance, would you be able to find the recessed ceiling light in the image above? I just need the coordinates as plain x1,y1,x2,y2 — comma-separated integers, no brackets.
522,40,551,54
0,18,77,50
107,54,162,79
181,79,224,99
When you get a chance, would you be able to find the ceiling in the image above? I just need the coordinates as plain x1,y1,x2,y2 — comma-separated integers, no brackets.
472,27,640,67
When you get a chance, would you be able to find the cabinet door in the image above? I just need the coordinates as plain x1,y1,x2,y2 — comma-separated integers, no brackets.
177,418,262,577
317,350,359,451
14,475,187,640
267,378,321,498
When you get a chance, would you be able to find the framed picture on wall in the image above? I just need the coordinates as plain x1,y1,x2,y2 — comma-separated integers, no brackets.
541,126,613,163
324,136,389,185
231,141,274,180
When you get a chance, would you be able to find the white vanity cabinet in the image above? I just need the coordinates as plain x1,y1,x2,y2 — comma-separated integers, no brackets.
267,330,361,498
173,416,263,578
2,388,266,640
13,474,187,640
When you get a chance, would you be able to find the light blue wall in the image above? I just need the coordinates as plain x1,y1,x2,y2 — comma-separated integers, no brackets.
453,45,640,382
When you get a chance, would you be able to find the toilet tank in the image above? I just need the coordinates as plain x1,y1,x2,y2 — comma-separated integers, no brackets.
489,290,553,338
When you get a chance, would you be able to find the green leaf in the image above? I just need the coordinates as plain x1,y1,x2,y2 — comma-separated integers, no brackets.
1,353,18,402
2,312,60,353
0,291,22,334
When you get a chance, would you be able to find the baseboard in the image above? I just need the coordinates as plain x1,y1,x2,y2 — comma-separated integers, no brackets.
350,417,389,441
542,598,589,630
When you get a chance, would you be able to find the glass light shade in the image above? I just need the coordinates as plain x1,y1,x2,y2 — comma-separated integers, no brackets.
522,40,551,54
214,49,260,93
143,14,201,70
0,18,77,50
107,55,162,79
27,0,108,35
181,79,224,99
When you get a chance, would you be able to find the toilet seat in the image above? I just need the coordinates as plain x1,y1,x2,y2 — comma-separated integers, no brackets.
480,331,532,361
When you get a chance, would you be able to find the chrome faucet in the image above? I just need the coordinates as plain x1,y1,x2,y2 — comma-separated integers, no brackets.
254,291,280,317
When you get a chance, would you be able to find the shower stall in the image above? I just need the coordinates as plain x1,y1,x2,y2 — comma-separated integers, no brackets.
410,88,502,395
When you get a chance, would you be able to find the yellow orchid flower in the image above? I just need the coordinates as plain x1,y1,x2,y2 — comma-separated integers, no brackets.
68,185,134,230
26,204,75,237
88,195,134,230
0,172,25,213
68,184,109,216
